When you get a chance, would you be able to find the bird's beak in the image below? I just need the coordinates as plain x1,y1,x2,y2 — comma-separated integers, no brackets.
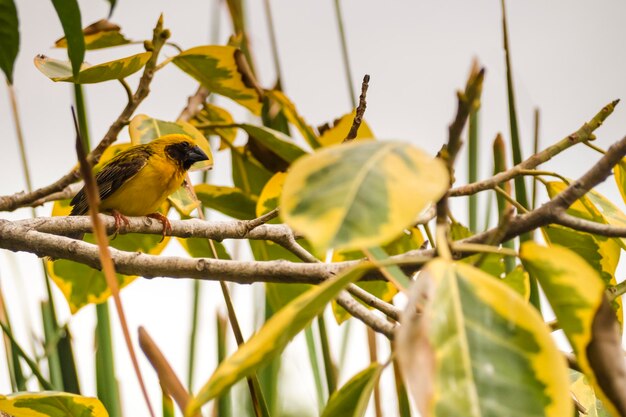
187,145,209,163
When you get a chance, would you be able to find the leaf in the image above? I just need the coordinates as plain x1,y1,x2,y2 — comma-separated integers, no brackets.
542,225,622,330
614,159,626,207
34,52,150,84
320,363,383,417
0,391,108,417
281,140,448,253
186,265,369,416
128,114,214,172
55,19,130,50
167,187,200,216
238,123,307,163
521,242,626,417
318,110,375,147
231,147,273,197
570,372,612,417
50,0,84,78
586,188,626,250
0,0,19,84
256,172,285,221
47,159,170,313
194,184,257,220
397,259,572,417
172,45,263,115
450,223,505,278
265,90,321,149
501,265,530,301
189,103,237,149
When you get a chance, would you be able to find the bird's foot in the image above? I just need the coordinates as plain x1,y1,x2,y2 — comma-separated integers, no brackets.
147,212,172,242
110,209,131,239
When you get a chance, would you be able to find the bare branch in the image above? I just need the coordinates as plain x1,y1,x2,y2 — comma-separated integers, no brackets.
0,17,171,212
450,99,619,197
344,74,370,142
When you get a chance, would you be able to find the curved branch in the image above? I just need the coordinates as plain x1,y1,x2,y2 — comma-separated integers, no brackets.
0,17,170,212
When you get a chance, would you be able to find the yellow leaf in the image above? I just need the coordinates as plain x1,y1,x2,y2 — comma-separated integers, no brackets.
280,140,448,253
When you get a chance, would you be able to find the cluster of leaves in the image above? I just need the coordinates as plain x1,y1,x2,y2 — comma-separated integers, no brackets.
2,1,626,417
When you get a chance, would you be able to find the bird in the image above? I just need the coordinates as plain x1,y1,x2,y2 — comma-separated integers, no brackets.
70,134,210,239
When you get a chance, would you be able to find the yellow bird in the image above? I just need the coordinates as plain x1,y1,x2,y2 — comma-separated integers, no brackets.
70,134,209,237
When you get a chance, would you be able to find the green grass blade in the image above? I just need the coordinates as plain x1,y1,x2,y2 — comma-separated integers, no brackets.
318,314,337,396
40,301,63,390
95,302,122,417
187,280,201,391
304,325,326,409
501,0,529,214
468,109,479,232
393,359,412,417
0,284,26,391
57,325,81,394
216,312,232,417
0,320,53,390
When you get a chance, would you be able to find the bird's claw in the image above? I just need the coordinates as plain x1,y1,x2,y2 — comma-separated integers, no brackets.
110,210,131,240
147,212,171,242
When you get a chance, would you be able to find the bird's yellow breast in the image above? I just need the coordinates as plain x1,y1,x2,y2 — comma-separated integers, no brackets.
99,153,184,216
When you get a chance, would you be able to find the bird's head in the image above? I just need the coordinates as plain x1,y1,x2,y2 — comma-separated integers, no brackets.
155,135,210,170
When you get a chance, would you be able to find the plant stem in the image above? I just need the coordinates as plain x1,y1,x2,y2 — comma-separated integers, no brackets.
304,325,326,409
96,302,122,417
263,0,283,83
531,108,540,210
501,0,529,214
318,314,337,396
187,280,201,391
468,109,479,232
333,0,356,107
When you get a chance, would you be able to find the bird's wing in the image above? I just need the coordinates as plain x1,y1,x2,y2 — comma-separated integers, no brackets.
70,146,153,215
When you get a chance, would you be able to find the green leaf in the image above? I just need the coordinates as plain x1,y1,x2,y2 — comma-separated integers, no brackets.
570,372,612,417
542,225,622,329
320,363,383,417
397,259,572,417
501,265,530,301
586,188,626,250
128,114,214,172
47,196,170,313
194,184,257,220
172,45,263,115
231,147,273,197
189,103,237,149
256,172,285,222
0,0,19,83
450,222,506,278
281,140,448,253
238,123,307,163
50,0,84,78
55,19,130,50
265,89,321,149
318,110,375,147
0,391,108,417
167,187,200,217
521,242,626,417
186,265,370,416
34,52,150,84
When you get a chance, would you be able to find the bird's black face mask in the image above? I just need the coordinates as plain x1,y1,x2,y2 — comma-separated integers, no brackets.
166,142,209,170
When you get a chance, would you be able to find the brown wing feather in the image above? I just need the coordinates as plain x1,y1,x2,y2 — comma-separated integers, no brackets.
70,146,154,215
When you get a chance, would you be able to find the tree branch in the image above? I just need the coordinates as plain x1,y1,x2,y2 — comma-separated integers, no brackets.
450,99,619,197
0,16,170,212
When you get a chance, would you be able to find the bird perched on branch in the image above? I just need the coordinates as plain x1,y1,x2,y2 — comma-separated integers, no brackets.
70,134,210,238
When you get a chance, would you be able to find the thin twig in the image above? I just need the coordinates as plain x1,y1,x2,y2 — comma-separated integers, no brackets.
138,327,200,417
72,108,155,417
450,100,619,197
344,74,370,142
0,16,170,212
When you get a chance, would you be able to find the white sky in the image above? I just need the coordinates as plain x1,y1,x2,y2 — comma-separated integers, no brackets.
1,1,626,416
